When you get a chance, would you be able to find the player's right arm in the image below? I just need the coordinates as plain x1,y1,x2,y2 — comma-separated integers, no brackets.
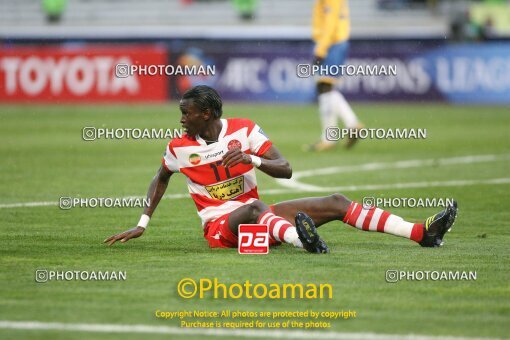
103,165,173,246
143,165,173,217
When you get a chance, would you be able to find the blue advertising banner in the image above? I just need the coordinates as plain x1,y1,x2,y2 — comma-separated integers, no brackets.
168,41,315,103
424,44,510,104
168,40,510,104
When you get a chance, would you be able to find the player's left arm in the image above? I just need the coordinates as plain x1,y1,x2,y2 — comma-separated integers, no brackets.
221,145,292,179
314,0,342,59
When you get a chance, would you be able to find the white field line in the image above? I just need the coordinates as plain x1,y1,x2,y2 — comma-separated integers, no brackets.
302,177,510,193
276,154,510,192
0,320,495,340
1,154,509,209
2,177,509,209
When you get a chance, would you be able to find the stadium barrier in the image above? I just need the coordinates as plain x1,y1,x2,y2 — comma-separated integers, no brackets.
1,39,509,104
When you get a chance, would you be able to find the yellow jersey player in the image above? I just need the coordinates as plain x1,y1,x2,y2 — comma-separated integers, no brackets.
305,0,364,151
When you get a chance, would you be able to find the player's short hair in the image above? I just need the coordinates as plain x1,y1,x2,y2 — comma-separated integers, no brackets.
182,85,223,118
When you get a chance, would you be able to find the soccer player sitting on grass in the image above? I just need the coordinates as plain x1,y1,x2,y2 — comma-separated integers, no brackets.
104,85,457,253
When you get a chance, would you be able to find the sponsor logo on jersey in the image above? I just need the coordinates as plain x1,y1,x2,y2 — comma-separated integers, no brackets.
205,176,244,200
204,150,224,160
227,139,242,151
189,153,201,165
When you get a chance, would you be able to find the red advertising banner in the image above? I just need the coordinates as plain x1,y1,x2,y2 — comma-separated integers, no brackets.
0,45,168,103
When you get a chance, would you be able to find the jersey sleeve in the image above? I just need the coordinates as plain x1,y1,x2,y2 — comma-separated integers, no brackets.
162,142,180,173
248,123,272,156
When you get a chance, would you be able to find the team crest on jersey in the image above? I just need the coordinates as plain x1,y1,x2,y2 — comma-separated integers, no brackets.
228,139,242,151
189,153,201,165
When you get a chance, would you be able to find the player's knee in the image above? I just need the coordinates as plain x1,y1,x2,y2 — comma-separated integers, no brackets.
317,82,332,94
248,200,269,222
329,193,350,212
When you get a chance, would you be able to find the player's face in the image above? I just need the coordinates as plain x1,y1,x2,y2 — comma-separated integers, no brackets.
179,98,207,136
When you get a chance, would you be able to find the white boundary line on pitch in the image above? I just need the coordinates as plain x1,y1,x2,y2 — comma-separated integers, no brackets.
0,321,495,340
2,177,509,209
1,154,509,209
276,154,510,192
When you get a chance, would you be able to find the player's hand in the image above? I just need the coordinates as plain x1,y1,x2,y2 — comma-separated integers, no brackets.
221,148,251,168
313,56,324,66
103,226,145,246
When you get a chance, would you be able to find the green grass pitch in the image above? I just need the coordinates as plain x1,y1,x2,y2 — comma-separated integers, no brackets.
0,102,509,339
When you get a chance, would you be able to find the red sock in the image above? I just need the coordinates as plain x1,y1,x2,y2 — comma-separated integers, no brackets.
258,211,300,245
343,201,423,242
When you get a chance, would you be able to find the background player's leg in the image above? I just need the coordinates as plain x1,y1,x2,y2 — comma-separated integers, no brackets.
317,82,337,136
328,42,362,132
330,89,361,129
313,42,363,150
304,81,338,152
227,200,302,247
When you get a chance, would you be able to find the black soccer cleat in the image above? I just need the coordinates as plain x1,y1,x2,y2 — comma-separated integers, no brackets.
419,201,458,248
295,212,329,253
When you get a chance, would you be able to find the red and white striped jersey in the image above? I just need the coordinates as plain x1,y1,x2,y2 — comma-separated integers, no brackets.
162,118,272,226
